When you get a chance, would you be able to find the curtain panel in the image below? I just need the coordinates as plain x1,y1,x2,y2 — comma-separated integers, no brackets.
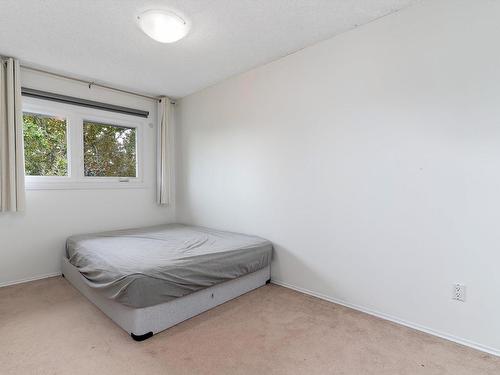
157,97,173,205
0,57,25,212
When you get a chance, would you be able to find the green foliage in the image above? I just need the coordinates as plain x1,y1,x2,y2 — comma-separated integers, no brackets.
23,113,68,176
83,122,136,177
22,114,136,178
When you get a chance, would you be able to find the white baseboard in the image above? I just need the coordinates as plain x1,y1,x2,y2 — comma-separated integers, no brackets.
0,272,62,288
271,279,500,357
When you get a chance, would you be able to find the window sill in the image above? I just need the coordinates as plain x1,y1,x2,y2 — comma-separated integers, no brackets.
25,181,147,191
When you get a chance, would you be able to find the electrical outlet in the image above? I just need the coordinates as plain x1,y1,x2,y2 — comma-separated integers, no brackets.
453,284,466,302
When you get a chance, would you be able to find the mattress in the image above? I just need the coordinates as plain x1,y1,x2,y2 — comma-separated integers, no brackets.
66,223,272,308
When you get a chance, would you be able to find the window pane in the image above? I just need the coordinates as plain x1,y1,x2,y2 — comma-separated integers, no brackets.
83,121,136,177
23,112,68,176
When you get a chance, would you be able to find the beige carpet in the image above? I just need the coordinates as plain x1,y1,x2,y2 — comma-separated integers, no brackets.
1,277,499,375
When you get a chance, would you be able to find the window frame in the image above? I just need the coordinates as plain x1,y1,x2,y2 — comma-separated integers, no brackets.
22,108,71,181
23,97,145,190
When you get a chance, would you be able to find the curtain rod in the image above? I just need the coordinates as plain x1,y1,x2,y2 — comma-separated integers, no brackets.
20,65,175,104
22,87,150,118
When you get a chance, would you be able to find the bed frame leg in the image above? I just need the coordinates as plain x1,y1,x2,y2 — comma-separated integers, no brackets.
131,332,153,342
266,279,271,284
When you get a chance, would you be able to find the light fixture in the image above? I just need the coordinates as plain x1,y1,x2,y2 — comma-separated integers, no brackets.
137,10,189,43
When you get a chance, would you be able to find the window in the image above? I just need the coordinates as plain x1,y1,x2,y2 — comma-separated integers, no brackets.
83,121,137,178
23,112,68,176
22,98,144,189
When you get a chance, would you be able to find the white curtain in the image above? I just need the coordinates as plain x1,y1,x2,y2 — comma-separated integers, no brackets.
157,96,173,205
0,57,25,212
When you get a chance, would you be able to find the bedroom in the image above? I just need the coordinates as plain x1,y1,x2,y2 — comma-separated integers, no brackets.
1,0,499,374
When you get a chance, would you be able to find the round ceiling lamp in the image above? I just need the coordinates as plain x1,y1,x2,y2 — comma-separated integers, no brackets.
137,10,189,43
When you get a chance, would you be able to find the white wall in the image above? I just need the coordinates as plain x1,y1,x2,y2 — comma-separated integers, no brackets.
0,69,175,286
176,0,500,354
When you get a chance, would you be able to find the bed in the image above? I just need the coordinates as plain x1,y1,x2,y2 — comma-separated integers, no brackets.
62,223,273,341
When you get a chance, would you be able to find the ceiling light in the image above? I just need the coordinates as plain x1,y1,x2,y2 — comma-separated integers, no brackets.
137,10,189,43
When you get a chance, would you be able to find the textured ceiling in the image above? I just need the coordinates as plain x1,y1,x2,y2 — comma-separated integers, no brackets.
0,0,420,98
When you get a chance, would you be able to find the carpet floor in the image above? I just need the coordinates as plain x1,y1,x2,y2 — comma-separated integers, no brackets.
0,277,499,375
